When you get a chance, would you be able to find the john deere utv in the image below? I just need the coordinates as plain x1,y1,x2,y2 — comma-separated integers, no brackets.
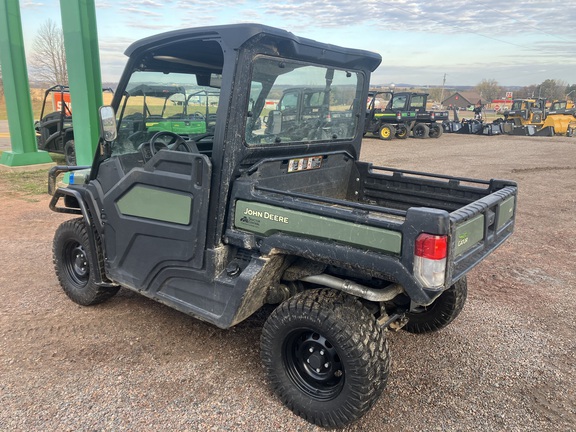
47,24,518,428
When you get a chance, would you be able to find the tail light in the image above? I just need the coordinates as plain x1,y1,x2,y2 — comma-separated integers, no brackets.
414,233,447,289
430,112,435,120
396,112,402,121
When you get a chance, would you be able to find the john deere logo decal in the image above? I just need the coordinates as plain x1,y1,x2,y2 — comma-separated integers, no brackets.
457,232,469,247
243,207,289,224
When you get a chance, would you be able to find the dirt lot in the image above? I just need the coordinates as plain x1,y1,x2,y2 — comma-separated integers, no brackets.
1,133,575,431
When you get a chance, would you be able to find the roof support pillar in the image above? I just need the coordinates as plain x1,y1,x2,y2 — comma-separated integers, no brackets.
60,0,103,165
0,0,53,167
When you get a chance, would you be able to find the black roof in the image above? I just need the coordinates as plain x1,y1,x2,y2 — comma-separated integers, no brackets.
124,23,381,72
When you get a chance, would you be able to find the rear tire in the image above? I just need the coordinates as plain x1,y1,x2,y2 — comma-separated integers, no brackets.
53,218,119,306
395,124,409,139
428,123,443,138
413,123,429,139
403,277,467,334
261,289,389,428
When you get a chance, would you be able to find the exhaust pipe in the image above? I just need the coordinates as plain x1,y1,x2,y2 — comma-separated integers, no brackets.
300,274,404,302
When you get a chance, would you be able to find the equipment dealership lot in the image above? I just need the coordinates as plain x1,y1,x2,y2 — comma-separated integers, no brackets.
1,133,574,431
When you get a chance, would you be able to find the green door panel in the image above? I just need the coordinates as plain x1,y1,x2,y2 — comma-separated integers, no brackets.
117,184,192,225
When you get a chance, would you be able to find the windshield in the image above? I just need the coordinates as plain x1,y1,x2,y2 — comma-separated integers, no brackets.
511,100,528,111
113,71,221,156
390,95,407,110
245,56,363,145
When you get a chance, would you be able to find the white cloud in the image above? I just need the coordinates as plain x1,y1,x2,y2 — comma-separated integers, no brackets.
21,1,44,8
119,7,162,17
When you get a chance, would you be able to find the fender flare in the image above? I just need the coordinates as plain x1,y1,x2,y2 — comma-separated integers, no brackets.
50,187,115,287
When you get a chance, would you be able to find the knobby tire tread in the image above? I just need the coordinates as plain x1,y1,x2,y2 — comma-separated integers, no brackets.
261,289,390,428
53,218,119,306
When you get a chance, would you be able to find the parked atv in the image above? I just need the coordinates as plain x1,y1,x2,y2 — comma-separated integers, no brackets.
35,85,113,165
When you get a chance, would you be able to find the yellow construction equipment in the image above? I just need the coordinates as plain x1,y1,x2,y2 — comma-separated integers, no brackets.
503,98,576,136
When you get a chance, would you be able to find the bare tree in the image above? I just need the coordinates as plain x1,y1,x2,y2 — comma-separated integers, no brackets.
475,79,502,102
29,19,68,85
515,85,537,99
427,87,446,103
566,84,576,100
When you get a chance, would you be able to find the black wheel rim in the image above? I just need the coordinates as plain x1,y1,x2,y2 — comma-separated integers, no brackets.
63,240,89,287
283,328,344,401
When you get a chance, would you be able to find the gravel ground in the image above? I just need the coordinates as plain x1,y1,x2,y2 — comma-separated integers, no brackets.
0,133,575,431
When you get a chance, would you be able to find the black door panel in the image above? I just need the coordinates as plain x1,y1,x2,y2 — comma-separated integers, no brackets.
101,150,211,291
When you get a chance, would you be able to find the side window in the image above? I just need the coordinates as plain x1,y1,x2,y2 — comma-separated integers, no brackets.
111,71,221,157
280,93,298,111
392,96,406,110
306,92,324,107
411,95,425,109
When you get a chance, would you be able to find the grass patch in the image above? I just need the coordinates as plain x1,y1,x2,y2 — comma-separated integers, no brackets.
50,152,66,164
0,96,45,121
0,169,49,195
0,151,65,197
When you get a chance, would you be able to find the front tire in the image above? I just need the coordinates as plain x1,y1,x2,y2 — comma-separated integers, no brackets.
261,289,389,428
53,218,119,306
378,124,395,140
64,140,76,166
403,277,468,334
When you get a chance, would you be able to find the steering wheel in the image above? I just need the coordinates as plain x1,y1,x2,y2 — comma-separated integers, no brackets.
149,131,191,156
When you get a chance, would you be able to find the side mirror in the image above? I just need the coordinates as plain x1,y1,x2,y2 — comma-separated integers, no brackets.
99,106,117,142
269,110,283,134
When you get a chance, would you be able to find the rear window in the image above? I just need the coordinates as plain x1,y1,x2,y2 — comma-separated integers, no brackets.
245,56,363,146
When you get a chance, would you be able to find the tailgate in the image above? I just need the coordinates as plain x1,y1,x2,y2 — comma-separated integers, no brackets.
448,184,517,284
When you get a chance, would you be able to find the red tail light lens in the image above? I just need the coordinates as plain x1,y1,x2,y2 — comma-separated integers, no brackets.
396,112,402,121
415,234,447,260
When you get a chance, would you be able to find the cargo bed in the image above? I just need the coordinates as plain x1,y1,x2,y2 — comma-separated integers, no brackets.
228,151,517,304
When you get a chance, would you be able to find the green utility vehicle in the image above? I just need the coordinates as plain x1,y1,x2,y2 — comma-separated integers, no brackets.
365,91,415,139
117,84,215,141
265,87,354,140
365,91,448,140
48,24,518,428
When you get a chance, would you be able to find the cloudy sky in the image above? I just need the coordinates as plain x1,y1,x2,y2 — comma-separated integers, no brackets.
19,0,576,87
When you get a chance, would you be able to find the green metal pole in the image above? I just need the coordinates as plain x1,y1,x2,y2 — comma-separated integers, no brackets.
60,0,103,166
0,0,53,167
